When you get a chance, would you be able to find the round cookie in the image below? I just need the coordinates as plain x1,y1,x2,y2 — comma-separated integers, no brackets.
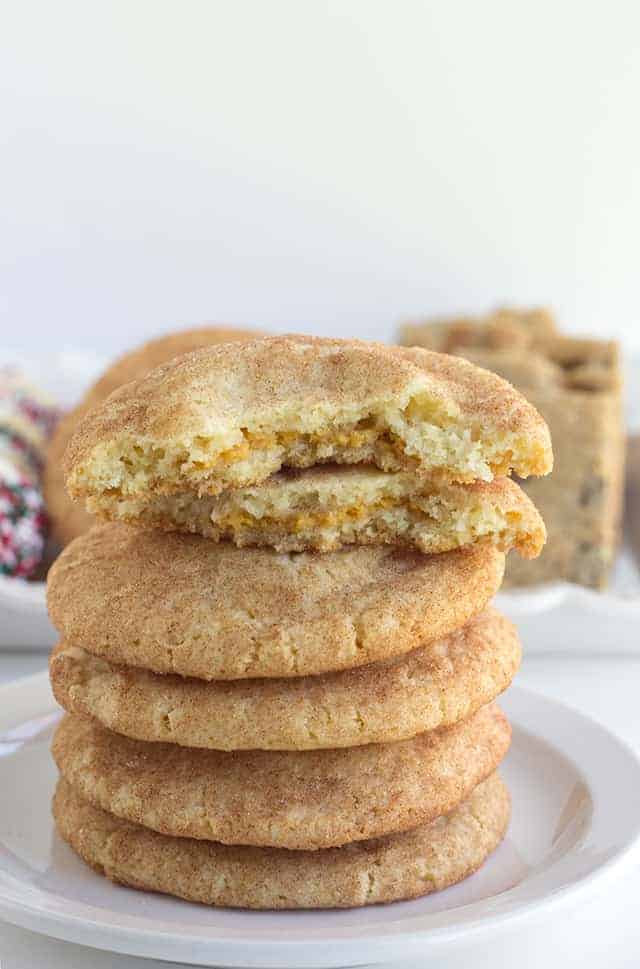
49,608,520,750
47,523,506,680
53,773,510,910
52,705,510,850
64,335,552,513
43,326,260,547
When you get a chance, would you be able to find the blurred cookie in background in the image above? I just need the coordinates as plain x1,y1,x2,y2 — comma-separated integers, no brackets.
401,306,558,355
399,307,624,589
625,435,640,570
43,326,261,547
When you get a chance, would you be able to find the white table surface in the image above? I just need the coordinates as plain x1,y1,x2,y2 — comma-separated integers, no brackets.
2,651,640,969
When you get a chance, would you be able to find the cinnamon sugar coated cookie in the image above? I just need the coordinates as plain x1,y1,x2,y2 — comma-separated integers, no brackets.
53,772,510,909
64,336,553,518
47,524,506,680
50,609,520,750
52,705,510,850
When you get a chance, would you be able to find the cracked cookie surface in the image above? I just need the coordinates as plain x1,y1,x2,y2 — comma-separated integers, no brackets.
53,772,510,909
52,704,510,850
47,523,506,680
64,335,552,514
49,608,520,750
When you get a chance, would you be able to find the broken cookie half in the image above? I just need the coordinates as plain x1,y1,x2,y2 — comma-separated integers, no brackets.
64,335,553,509
86,464,546,557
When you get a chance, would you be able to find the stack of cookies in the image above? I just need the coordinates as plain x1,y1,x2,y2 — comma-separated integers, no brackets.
47,335,551,909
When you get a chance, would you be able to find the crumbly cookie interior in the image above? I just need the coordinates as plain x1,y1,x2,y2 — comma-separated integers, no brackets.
69,391,542,501
87,471,544,557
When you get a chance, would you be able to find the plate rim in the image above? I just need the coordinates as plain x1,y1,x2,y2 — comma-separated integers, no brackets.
1,673,640,967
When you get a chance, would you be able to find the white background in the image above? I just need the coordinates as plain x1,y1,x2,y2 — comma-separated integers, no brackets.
1,0,639,357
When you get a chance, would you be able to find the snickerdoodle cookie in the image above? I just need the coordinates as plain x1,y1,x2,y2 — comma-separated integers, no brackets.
52,704,510,850
49,608,520,750
64,336,552,518
47,524,506,680
53,772,510,909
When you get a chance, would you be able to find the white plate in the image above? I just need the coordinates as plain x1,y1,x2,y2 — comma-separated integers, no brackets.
495,573,640,654
1,675,640,968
